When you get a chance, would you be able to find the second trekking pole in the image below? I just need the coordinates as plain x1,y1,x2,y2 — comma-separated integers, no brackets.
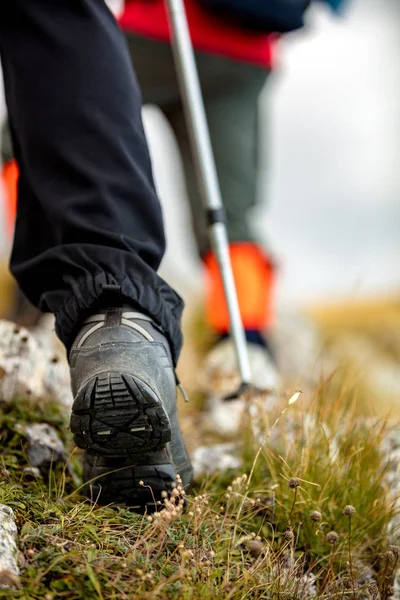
164,0,253,398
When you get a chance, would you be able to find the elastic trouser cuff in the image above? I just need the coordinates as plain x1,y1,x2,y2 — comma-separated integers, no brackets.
53,271,184,366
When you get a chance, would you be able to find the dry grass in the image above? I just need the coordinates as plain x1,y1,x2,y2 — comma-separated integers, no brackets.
0,299,399,598
0,380,398,599
308,298,400,418
309,298,400,367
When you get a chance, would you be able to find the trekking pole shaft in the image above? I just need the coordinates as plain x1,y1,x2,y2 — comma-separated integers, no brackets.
165,0,252,385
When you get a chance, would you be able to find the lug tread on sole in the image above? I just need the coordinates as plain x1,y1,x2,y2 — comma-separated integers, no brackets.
70,372,171,457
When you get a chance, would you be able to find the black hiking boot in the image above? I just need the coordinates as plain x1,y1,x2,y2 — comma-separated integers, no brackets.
83,446,193,513
69,306,193,509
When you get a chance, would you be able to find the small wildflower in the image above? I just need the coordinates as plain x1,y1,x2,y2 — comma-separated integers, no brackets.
284,529,294,542
288,477,300,489
146,515,153,522
247,539,264,558
326,531,339,545
288,390,302,405
343,505,356,516
387,586,395,596
384,550,395,562
310,510,322,522
367,583,379,596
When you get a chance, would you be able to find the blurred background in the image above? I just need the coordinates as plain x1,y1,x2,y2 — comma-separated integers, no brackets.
0,0,399,410
140,0,400,304
1,0,399,301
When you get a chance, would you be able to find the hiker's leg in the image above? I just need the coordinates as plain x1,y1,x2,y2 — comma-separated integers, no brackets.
166,53,278,433
0,0,183,363
167,53,273,337
0,0,192,509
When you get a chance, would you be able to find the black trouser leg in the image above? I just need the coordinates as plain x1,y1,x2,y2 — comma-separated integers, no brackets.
0,0,183,363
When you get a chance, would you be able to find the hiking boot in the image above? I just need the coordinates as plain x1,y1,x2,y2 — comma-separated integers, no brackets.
203,337,279,436
69,306,193,507
83,444,193,513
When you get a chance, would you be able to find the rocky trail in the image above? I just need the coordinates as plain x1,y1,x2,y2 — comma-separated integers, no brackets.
0,300,399,598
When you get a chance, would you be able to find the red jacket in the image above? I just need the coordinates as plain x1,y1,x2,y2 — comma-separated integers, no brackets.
119,0,274,68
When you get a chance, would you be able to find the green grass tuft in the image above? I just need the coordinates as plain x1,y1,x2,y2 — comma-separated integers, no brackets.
0,375,398,599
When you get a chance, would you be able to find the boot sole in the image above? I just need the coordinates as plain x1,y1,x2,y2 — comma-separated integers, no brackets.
70,372,172,457
83,451,193,513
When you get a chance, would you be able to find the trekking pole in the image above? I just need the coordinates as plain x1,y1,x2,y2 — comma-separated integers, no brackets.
165,0,252,397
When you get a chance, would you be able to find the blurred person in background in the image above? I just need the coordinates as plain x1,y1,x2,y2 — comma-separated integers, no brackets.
120,0,281,434
1,0,346,435
117,0,347,432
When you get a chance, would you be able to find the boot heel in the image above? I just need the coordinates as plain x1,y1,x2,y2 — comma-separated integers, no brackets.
70,372,171,457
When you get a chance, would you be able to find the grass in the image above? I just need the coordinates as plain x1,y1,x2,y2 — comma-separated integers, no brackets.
0,377,398,599
0,298,399,598
308,299,400,418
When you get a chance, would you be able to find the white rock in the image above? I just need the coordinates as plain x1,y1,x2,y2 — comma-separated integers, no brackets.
17,423,67,468
0,504,20,589
192,443,242,477
273,555,317,598
22,466,42,479
0,319,72,410
273,306,323,386
203,339,280,436
381,424,400,544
